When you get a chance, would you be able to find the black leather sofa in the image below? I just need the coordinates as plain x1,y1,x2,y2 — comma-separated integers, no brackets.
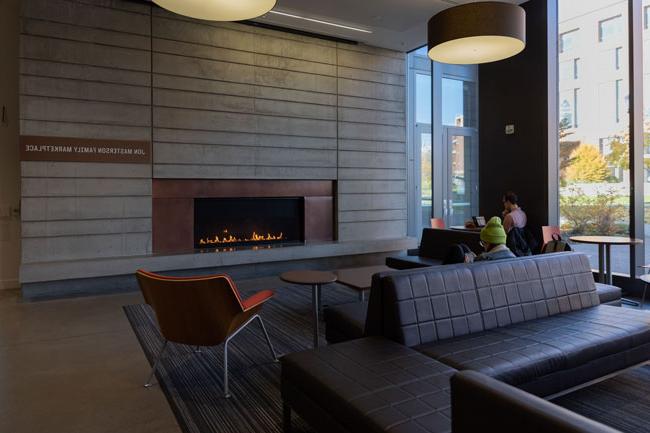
385,228,482,270
385,230,622,305
325,253,622,346
281,337,456,433
451,371,621,433
281,252,647,433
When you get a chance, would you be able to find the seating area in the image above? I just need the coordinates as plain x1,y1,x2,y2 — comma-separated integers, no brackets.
4,1,650,433
284,252,650,432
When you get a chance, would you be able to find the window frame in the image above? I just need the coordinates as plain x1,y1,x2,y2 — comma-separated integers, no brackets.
598,15,623,43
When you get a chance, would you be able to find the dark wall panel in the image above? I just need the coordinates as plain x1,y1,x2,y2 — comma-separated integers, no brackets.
478,0,551,230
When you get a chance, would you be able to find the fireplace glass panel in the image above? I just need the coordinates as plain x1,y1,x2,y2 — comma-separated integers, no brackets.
194,197,304,249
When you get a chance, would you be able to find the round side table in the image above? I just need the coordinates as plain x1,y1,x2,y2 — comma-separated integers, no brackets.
569,236,642,285
280,270,337,348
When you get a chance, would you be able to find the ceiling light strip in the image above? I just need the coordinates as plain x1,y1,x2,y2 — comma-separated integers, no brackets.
268,10,372,33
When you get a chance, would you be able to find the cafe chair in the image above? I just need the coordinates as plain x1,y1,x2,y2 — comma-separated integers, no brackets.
431,218,446,229
541,225,562,252
135,270,278,398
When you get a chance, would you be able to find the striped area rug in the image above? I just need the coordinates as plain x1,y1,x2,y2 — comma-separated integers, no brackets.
125,283,650,433
124,283,358,433
554,365,650,433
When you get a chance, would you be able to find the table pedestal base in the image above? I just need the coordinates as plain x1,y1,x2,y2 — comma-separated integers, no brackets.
311,284,320,348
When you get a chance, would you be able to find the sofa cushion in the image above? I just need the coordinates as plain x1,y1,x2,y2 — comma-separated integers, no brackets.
281,337,456,433
416,330,566,385
324,302,367,344
595,283,622,305
416,305,650,387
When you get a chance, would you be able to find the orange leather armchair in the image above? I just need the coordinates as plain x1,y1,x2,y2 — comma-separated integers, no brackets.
135,270,278,398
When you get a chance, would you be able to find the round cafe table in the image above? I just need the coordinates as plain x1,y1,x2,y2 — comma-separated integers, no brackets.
280,270,337,348
569,236,643,285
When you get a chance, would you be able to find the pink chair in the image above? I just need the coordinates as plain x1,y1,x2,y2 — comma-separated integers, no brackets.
431,218,446,229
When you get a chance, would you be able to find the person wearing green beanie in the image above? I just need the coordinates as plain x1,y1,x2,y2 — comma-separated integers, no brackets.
477,216,517,261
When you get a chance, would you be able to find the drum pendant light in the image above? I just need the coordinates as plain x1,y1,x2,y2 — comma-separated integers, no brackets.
428,1,526,64
152,0,277,22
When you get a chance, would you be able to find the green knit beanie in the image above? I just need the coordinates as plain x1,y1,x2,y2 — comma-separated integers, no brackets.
480,216,507,245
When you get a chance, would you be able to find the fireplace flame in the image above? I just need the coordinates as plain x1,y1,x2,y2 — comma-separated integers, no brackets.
199,231,284,246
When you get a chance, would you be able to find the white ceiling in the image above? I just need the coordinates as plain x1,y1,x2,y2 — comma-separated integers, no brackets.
253,0,525,52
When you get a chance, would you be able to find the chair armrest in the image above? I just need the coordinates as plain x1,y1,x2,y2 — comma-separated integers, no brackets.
242,289,274,311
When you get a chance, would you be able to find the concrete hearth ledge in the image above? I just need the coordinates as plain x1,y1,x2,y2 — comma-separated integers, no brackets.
20,238,417,284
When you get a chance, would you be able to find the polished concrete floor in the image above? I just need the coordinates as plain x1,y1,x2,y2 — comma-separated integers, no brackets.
0,289,181,433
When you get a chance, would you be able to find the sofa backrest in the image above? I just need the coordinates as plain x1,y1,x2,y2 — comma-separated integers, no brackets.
472,253,599,330
419,228,482,259
366,252,599,347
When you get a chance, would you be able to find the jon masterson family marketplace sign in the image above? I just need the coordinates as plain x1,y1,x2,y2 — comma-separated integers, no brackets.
20,136,151,164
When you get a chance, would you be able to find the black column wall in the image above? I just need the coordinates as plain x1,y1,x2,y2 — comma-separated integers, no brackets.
478,0,551,231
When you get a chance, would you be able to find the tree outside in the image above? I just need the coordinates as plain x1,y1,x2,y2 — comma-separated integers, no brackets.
565,145,610,183
559,128,632,237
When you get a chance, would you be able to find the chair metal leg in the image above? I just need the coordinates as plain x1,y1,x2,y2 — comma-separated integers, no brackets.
144,340,168,388
221,313,265,398
255,315,278,361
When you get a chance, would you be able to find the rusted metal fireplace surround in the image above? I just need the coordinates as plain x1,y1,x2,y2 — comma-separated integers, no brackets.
152,180,335,254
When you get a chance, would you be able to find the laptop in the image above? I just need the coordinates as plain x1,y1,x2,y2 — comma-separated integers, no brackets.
472,216,487,228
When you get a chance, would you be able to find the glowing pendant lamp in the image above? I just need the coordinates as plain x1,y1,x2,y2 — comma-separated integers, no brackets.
152,0,277,22
428,1,526,65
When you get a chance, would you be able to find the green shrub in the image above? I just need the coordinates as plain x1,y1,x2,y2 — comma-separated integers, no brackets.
560,187,627,235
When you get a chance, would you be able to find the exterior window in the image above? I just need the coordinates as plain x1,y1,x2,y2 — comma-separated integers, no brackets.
560,97,573,127
616,79,623,122
645,5,650,29
599,137,613,154
560,29,578,53
599,15,623,42
560,61,572,81
574,88,580,128
561,59,580,81
407,47,432,234
441,78,477,127
558,0,630,275
406,48,478,235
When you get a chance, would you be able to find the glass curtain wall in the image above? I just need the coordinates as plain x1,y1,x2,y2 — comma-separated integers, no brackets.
439,68,479,227
407,47,479,235
644,0,650,268
558,0,631,274
407,47,433,235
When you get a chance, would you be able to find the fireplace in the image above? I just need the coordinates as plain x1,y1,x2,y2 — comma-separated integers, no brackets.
152,179,334,253
193,197,305,249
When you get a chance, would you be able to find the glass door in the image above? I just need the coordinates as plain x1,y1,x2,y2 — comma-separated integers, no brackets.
443,127,478,227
